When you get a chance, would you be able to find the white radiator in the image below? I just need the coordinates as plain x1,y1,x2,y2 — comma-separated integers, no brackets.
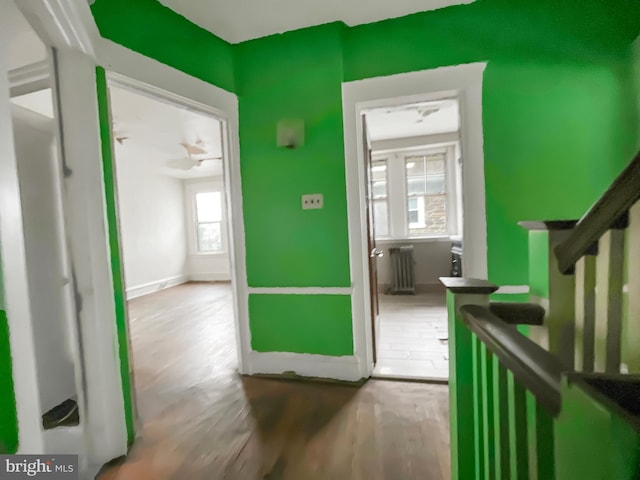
389,246,415,294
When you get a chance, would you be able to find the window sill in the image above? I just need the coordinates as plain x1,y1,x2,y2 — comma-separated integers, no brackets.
375,236,454,244
189,251,228,257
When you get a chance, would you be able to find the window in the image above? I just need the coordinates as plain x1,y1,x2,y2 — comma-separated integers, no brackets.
405,153,447,235
195,191,223,252
371,159,389,237
371,147,458,240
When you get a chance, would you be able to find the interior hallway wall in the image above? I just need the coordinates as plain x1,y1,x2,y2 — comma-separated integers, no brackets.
91,0,640,359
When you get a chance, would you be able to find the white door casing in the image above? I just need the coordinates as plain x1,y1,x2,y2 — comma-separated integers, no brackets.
342,62,489,377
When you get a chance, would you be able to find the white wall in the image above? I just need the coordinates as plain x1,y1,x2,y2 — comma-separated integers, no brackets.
114,142,189,298
376,239,452,291
183,177,231,281
12,104,77,413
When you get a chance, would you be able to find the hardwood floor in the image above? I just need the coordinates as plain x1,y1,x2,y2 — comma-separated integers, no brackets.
98,282,451,480
374,292,449,380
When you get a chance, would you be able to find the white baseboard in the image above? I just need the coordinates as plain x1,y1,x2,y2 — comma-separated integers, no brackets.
125,274,189,300
245,351,364,382
189,272,232,282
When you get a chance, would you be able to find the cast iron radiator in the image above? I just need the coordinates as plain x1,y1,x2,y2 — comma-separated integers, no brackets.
389,245,415,294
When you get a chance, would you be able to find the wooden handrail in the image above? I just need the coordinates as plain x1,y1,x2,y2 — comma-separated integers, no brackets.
555,151,640,274
459,304,563,416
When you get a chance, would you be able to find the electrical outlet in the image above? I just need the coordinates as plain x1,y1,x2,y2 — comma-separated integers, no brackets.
302,194,323,210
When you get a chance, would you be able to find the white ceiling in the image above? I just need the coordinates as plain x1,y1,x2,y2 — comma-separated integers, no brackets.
109,86,224,179
159,0,473,44
365,99,460,142
6,1,48,70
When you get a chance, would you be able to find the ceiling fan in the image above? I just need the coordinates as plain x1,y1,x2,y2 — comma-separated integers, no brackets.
167,142,222,170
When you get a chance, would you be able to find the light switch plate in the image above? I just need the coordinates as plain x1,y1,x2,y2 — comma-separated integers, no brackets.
302,194,323,210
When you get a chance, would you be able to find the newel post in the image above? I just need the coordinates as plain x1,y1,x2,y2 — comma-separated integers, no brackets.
440,277,499,480
519,221,577,369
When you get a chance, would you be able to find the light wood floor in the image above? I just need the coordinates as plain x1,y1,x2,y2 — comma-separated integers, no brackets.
374,292,449,380
98,282,451,480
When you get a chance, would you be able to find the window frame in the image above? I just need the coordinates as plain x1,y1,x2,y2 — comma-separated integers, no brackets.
185,180,228,256
372,143,459,241
370,158,390,238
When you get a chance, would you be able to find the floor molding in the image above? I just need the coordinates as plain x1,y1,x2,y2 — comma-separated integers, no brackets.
125,274,189,300
246,351,363,382
189,272,232,282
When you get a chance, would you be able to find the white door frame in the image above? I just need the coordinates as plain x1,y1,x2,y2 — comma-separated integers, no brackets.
75,39,249,459
0,4,46,454
342,62,488,377
102,63,249,370
0,0,102,457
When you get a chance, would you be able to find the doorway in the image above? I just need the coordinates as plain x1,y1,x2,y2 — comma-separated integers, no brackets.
341,63,488,382
362,98,462,381
104,78,241,425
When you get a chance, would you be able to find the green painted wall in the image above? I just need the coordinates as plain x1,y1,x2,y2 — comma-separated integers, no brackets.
91,0,235,93
89,1,640,357
234,23,350,289
0,155,17,454
96,68,135,445
0,309,18,454
234,25,353,355
345,0,639,287
249,294,353,356
555,379,640,480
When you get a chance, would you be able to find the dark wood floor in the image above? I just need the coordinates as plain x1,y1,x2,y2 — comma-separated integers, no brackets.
98,282,450,480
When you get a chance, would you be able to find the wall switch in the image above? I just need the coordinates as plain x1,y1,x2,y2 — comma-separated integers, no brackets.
302,193,323,210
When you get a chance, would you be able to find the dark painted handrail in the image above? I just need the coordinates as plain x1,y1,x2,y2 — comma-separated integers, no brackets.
459,304,563,416
489,302,545,326
555,151,640,274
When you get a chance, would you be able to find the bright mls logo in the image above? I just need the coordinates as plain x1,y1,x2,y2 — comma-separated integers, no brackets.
0,455,78,479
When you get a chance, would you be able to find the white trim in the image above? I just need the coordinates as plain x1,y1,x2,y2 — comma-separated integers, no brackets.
8,61,51,97
495,285,530,295
248,287,353,295
93,36,251,446
190,273,232,282
184,179,228,256
342,62,488,378
371,132,459,153
246,352,362,382
98,54,249,367
17,0,99,56
54,48,126,463
375,236,452,244
125,274,190,300
0,3,45,453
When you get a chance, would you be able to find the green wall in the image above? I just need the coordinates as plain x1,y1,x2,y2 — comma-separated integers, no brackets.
234,23,351,289
249,294,353,355
0,309,18,454
90,1,640,358
91,0,235,93
96,68,135,445
234,24,352,357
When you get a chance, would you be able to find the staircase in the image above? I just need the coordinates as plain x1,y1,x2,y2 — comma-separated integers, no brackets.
442,151,640,480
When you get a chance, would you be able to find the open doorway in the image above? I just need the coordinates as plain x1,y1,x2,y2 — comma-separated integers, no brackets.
363,97,463,381
105,82,239,424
